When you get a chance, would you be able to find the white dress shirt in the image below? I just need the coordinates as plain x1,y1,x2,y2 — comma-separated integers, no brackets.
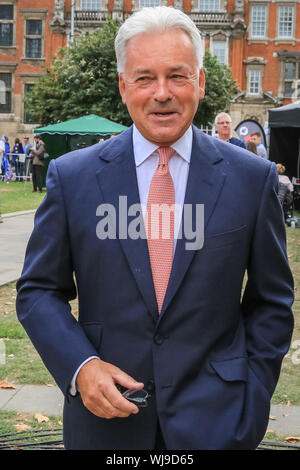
69,125,193,395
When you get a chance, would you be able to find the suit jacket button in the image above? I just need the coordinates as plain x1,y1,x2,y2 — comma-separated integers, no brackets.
154,334,164,345
146,380,155,393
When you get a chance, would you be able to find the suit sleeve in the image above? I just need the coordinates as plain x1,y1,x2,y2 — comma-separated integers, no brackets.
16,159,100,396
241,162,294,396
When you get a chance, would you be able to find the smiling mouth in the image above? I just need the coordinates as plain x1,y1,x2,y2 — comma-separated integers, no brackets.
152,111,177,117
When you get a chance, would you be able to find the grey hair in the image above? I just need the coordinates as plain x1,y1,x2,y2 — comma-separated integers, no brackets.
214,112,232,126
114,6,204,74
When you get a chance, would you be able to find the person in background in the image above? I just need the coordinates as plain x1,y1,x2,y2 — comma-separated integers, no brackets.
214,112,246,149
246,141,258,155
0,135,5,180
23,136,32,181
29,134,45,193
1,136,10,178
0,137,5,220
12,138,24,182
276,164,294,219
23,136,32,156
1,135,12,183
276,164,294,193
4,136,10,157
250,131,268,159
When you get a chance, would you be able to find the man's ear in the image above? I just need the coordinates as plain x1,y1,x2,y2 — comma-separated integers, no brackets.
119,73,127,105
198,68,205,100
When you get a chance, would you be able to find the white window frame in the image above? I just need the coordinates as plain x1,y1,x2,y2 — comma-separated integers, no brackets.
250,4,268,39
277,5,295,39
283,61,300,99
139,0,160,6
248,69,261,95
81,0,102,9
211,40,228,65
198,0,220,11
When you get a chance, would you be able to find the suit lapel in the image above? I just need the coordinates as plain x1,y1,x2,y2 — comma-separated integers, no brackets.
158,127,226,319
95,127,226,323
95,128,158,322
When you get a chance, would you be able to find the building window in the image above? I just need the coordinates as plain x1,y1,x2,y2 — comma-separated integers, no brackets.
0,4,13,46
0,72,12,113
251,5,267,38
212,41,227,64
278,5,294,39
81,0,102,9
25,19,42,58
249,69,261,95
24,83,35,123
199,0,220,12
140,0,160,6
283,61,300,98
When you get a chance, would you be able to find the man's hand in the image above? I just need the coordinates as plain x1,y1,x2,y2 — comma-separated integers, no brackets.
76,358,144,419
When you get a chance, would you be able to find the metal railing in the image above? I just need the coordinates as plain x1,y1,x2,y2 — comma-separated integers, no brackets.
65,10,232,26
1,153,32,182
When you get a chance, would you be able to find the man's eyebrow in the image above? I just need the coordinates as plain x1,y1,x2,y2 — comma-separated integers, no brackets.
132,68,152,76
132,65,190,76
169,65,189,72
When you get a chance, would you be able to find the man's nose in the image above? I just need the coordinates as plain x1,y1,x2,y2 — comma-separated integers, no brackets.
153,78,172,102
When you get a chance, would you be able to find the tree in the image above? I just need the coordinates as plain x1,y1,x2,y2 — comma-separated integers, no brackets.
194,51,238,127
26,20,132,126
26,23,238,128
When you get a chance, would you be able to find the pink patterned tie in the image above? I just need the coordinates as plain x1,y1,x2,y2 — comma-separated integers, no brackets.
146,147,175,313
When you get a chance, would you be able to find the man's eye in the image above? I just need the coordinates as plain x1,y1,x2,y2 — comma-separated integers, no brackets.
137,76,151,82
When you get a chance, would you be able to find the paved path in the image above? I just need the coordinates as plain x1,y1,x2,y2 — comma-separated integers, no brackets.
0,384,64,416
0,210,299,439
0,210,35,286
0,384,299,436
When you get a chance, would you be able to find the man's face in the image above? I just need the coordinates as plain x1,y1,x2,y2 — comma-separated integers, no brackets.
119,29,205,147
250,135,260,146
215,116,231,141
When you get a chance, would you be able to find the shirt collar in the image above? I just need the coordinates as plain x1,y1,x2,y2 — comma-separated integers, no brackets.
133,124,192,166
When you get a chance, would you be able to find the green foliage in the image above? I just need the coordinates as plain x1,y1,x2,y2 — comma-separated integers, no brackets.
26,24,237,128
194,51,238,127
26,20,132,126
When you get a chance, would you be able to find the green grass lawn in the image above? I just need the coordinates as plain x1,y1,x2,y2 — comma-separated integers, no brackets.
0,409,63,449
0,182,45,214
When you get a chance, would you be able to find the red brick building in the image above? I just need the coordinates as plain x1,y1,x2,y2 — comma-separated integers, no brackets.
1,0,300,142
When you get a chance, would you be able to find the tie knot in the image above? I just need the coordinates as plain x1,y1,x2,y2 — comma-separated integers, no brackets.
157,147,175,166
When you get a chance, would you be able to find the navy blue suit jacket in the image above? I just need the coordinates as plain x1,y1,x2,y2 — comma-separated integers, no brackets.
16,126,294,450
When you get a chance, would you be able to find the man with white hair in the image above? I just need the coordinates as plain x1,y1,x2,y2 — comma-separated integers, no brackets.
17,7,293,450
215,112,246,148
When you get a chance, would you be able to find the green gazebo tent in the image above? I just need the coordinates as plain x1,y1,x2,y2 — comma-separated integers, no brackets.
33,114,128,186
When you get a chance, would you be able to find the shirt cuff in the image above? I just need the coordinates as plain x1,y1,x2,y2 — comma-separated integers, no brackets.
69,356,100,396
